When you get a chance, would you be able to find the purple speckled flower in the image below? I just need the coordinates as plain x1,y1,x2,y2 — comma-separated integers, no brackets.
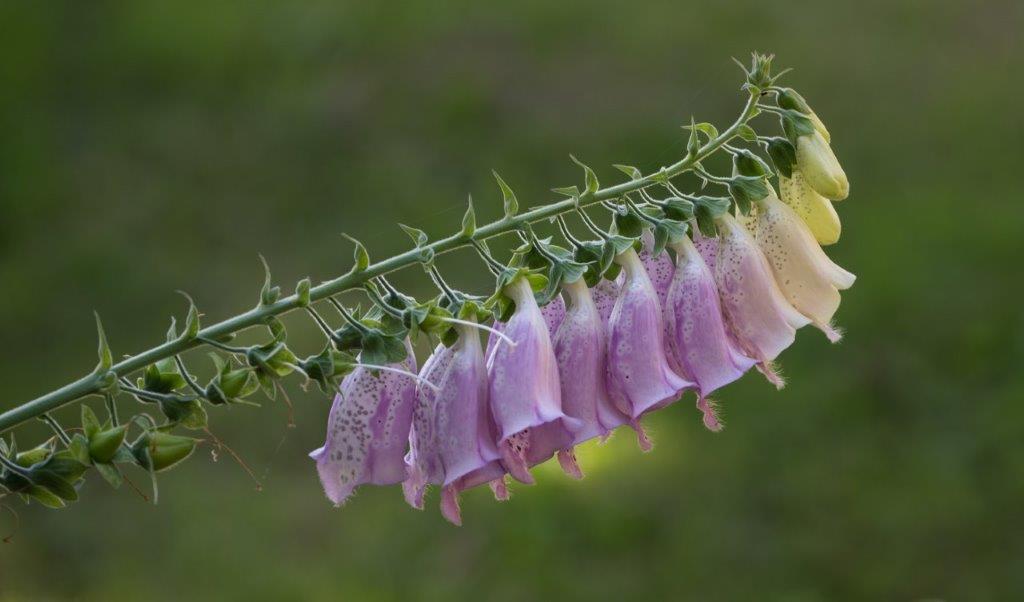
664,236,757,431
606,248,693,449
403,322,505,525
549,278,631,476
711,213,810,388
750,191,856,343
590,277,620,324
487,276,579,482
310,340,417,506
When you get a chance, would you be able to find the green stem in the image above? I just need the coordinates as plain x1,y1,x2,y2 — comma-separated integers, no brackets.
0,92,758,434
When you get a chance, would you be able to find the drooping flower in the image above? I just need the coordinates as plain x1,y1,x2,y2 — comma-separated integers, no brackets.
796,130,848,201
750,190,856,343
712,213,810,388
778,168,841,245
403,321,505,525
664,235,757,431
484,293,564,366
550,278,631,475
606,248,693,448
310,341,418,506
487,275,578,483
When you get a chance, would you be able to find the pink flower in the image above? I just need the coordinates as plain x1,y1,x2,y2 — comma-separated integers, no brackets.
487,276,579,483
664,236,757,431
606,248,693,448
550,278,631,476
403,322,505,525
310,341,418,506
710,213,810,388
638,231,675,306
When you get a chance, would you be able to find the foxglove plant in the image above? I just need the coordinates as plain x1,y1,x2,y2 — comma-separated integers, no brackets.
0,53,859,525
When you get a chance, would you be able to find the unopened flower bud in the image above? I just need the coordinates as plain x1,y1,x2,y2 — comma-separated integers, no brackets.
795,130,849,201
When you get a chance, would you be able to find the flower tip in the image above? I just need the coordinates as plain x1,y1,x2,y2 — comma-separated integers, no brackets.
631,420,654,453
440,486,463,526
500,439,535,485
489,477,510,501
756,362,786,390
696,397,725,433
402,480,426,510
820,323,844,343
557,449,585,480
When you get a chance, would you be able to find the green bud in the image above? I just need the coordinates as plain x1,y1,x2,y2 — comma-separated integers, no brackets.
133,431,197,472
88,424,127,463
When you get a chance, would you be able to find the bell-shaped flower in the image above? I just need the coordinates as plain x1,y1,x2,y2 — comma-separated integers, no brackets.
484,294,564,366
712,213,810,388
750,190,856,343
606,248,693,447
487,275,578,483
664,236,757,431
310,340,419,506
550,278,631,475
796,130,848,201
638,230,675,306
403,320,506,525
779,169,841,245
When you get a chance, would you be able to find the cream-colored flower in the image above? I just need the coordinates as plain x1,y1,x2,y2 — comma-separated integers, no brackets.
779,169,841,245
751,191,856,342
795,130,849,201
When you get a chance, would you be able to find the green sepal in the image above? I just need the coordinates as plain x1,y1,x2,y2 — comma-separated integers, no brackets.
205,354,260,405
493,171,518,218
652,219,689,256
727,175,770,215
661,197,695,221
732,148,771,178
358,330,408,367
693,195,733,237
299,347,357,392
265,316,287,343
686,116,701,156
177,292,201,340
612,205,645,238
766,137,797,179
779,109,816,144
93,461,123,489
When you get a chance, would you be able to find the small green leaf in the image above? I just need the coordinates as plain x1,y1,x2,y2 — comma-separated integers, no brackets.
685,121,719,142
177,292,200,339
766,137,797,179
686,116,701,156
398,223,429,247
737,124,758,142
295,278,312,307
93,312,112,372
570,155,599,195
94,462,123,489
81,405,101,439
461,197,476,238
492,171,518,218
258,255,281,306
613,164,643,181
551,186,580,201
343,233,370,271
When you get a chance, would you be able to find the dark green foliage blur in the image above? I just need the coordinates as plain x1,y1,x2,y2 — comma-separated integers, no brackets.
1,1,1022,600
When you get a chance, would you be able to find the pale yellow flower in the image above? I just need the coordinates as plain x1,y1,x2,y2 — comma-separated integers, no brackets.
795,131,849,201
778,169,841,245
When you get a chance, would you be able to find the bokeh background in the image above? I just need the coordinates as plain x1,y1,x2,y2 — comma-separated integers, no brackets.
1,1,1022,600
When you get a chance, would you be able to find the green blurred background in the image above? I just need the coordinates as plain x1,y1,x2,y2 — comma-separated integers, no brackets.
1,0,1022,600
